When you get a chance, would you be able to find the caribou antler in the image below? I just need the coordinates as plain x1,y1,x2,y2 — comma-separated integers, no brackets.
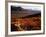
14,20,24,31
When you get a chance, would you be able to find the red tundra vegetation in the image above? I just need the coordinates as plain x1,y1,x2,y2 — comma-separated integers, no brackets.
11,15,41,31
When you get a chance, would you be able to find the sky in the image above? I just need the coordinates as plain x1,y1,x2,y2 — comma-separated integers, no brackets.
11,3,41,11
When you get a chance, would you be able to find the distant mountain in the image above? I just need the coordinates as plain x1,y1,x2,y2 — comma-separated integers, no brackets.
11,6,23,11
11,6,41,18
11,6,40,11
